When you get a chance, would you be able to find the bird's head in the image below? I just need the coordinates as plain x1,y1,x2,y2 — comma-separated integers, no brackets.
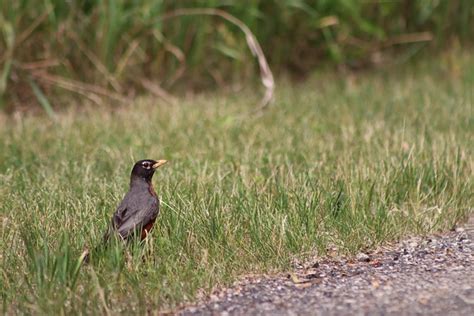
131,159,167,182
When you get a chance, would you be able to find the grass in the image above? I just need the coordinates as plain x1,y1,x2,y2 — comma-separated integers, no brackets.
1,51,473,313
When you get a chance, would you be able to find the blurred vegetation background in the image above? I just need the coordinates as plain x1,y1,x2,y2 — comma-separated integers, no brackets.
1,0,473,111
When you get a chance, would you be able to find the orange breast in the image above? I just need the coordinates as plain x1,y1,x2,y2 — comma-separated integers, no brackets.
141,218,156,240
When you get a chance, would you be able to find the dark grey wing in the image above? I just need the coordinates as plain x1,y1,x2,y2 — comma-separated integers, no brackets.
103,197,129,242
112,198,129,229
115,194,159,239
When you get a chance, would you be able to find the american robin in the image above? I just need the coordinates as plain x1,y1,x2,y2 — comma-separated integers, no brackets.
103,159,168,242
82,159,167,263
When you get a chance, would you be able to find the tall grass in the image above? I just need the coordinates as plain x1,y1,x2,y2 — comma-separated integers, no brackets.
1,0,473,110
1,51,473,313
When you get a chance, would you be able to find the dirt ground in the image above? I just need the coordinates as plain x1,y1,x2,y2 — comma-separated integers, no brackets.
179,216,474,315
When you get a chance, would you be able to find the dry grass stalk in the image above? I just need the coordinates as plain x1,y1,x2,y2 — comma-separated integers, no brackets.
139,78,177,105
160,8,275,112
67,31,123,93
32,71,129,104
152,30,186,87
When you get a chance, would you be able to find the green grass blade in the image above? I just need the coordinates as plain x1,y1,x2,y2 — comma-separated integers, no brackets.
27,77,56,119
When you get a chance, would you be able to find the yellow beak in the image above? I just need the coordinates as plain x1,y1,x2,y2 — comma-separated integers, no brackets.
152,160,168,169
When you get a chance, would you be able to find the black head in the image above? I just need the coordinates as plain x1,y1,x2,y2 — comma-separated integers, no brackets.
130,159,167,182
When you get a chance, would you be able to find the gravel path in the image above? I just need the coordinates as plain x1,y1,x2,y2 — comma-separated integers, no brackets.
180,217,473,315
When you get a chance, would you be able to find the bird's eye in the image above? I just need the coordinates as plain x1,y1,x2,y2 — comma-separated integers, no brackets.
142,161,150,169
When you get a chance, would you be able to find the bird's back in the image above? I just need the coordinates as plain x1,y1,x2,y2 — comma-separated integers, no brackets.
107,184,159,240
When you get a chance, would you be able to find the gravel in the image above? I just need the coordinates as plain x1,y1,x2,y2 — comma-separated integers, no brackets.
179,216,474,315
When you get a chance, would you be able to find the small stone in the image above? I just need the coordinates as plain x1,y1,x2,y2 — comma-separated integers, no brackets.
357,253,371,262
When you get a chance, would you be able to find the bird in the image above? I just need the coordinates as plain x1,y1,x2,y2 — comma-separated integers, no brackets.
82,159,167,263
103,159,168,242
